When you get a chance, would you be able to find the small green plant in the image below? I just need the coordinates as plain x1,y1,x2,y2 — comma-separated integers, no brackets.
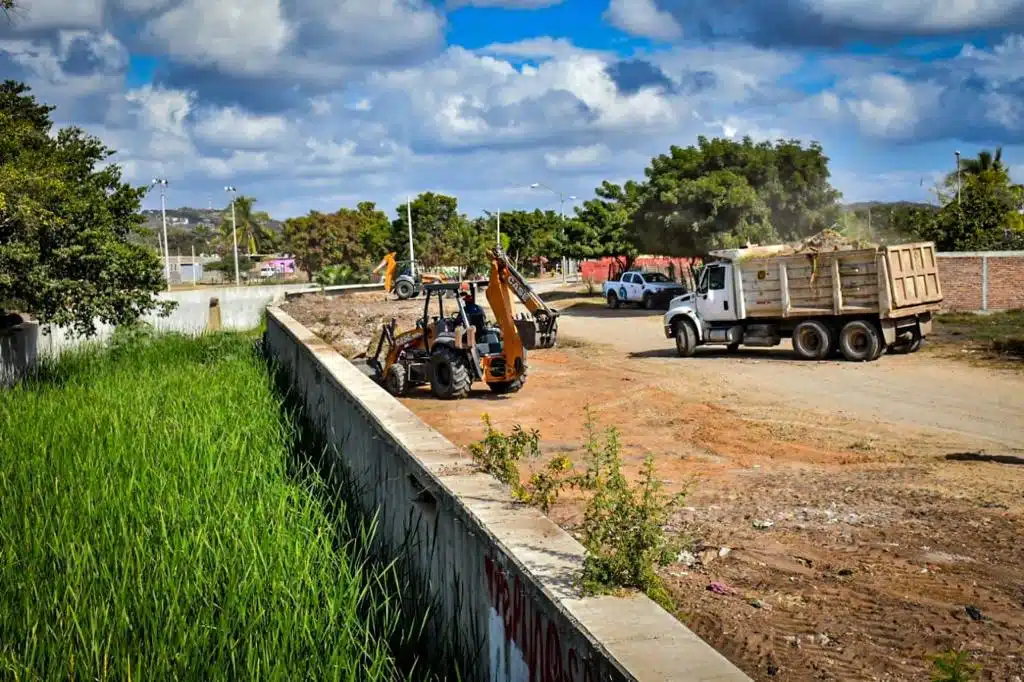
468,414,541,502
930,649,980,682
584,276,597,296
573,407,687,608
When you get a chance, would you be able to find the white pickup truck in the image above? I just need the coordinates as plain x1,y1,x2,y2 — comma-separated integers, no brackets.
663,240,944,361
602,271,688,310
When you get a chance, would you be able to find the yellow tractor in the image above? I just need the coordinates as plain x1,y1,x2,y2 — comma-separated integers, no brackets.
371,252,448,300
367,277,526,399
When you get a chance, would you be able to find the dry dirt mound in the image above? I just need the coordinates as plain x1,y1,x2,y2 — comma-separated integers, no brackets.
281,293,423,358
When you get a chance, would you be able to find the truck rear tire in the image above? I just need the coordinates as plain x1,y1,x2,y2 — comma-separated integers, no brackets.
642,293,654,310
674,319,697,357
890,337,922,354
607,292,621,309
429,347,472,399
792,320,833,360
839,320,882,362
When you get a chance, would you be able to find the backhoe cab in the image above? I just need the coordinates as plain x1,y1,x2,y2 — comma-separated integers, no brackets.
367,280,527,400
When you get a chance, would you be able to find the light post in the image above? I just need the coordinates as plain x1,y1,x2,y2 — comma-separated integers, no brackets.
482,209,501,247
955,151,961,205
529,182,576,282
224,186,240,286
151,178,170,290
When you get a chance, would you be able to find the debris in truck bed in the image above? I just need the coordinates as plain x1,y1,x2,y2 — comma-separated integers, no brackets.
781,228,876,255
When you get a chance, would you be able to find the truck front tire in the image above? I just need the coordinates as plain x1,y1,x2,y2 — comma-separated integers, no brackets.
674,319,697,357
839,320,882,362
792,320,833,360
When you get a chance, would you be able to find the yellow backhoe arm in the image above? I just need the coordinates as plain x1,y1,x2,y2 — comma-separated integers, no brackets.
485,256,526,377
488,246,559,348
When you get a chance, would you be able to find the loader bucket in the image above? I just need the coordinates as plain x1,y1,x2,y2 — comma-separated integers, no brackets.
514,314,557,349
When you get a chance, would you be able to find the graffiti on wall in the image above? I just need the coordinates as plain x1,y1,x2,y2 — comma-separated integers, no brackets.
484,555,597,682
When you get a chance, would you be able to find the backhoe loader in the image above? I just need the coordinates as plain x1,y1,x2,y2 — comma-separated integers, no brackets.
367,277,527,399
371,252,448,300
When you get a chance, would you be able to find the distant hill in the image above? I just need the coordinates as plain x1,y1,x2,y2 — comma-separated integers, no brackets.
843,201,939,213
140,207,284,233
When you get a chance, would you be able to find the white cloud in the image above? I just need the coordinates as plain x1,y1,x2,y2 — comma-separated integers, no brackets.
544,144,609,168
603,0,682,41
193,107,290,148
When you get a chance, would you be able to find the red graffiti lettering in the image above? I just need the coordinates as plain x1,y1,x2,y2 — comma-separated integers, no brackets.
485,555,598,682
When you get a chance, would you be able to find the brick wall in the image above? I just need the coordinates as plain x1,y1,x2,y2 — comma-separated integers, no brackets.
938,252,1024,312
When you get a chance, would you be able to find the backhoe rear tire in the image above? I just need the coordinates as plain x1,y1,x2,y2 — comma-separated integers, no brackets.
488,376,525,394
429,346,472,399
674,319,697,358
395,280,415,300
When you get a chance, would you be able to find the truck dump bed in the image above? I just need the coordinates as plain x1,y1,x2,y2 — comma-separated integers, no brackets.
718,241,943,319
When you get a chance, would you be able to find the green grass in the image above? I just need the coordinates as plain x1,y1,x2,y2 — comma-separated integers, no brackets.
933,309,1024,359
0,330,411,681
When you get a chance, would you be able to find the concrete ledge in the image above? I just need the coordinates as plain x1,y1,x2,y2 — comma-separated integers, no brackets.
284,282,384,300
264,306,750,682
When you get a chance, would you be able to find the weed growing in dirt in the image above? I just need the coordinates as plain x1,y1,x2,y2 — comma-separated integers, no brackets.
930,649,981,682
574,408,688,609
584,276,597,296
468,408,688,608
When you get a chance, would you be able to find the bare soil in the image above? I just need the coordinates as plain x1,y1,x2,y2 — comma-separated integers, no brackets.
283,291,1024,682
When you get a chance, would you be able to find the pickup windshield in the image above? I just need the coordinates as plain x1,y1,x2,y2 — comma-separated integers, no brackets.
641,273,671,282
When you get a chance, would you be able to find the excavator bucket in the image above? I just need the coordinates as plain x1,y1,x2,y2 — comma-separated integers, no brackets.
514,313,557,349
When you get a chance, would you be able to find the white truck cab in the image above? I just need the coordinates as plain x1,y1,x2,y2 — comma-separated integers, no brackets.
663,242,943,362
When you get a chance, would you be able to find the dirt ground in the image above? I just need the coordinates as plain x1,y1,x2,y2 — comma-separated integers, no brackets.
281,290,1024,682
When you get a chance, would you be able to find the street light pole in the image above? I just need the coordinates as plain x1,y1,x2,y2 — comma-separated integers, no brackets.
225,186,240,286
152,178,170,290
530,182,576,283
955,151,961,205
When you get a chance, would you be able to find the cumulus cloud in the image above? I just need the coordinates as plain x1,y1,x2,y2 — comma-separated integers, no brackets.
609,0,1024,45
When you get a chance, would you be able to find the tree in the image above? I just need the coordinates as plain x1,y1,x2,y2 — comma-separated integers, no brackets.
629,136,842,257
564,181,644,269
391,192,464,267
218,196,277,256
355,201,391,258
283,204,388,279
490,209,560,267
0,81,173,336
922,168,1024,251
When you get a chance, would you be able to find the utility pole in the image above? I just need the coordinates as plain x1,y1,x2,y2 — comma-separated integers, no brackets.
152,178,170,290
191,244,197,286
406,197,415,278
225,186,240,286
955,150,961,204
530,183,576,283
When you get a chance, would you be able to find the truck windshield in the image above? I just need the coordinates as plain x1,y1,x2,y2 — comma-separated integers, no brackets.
642,273,671,282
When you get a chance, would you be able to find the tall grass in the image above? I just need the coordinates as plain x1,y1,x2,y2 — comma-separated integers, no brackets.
0,330,412,681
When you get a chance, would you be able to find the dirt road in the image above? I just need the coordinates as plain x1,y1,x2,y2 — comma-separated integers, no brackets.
555,303,1024,453
283,289,1024,681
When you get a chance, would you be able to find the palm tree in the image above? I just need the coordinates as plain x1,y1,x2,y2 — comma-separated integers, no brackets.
960,147,1004,175
218,196,276,256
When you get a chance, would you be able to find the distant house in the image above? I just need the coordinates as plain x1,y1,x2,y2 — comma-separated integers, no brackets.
262,258,296,274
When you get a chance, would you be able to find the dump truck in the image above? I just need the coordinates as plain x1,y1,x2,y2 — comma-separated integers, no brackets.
663,235,944,361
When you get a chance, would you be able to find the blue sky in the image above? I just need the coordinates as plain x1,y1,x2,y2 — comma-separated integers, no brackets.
2,0,1023,220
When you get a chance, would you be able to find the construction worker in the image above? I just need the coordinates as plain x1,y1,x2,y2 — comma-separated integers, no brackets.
461,291,487,332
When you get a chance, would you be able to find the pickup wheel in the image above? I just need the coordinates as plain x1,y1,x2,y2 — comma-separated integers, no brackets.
642,293,655,310
792,320,833,360
606,292,621,309
839,320,882,362
674,319,697,358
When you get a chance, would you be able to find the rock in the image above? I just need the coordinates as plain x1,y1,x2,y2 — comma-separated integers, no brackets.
753,519,774,530
965,605,984,621
699,548,719,566
749,598,764,609
676,550,696,567
718,546,732,558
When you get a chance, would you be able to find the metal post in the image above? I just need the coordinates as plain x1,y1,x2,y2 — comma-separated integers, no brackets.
153,178,170,290
225,186,239,286
406,197,415,277
191,244,197,286
955,151,961,205
497,209,500,247
559,197,566,284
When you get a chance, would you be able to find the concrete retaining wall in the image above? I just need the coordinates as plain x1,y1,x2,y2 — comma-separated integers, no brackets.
263,306,749,682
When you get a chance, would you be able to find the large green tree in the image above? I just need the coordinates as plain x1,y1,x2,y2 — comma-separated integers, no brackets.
217,196,277,255
390,192,467,267
283,203,393,278
0,81,173,336
627,136,842,256
921,168,1024,251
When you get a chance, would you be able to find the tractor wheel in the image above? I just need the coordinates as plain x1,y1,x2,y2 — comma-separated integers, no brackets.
673,318,697,357
488,375,525,394
792,320,833,360
839,320,882,362
607,292,620,309
429,346,473,399
384,364,408,396
395,280,415,300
